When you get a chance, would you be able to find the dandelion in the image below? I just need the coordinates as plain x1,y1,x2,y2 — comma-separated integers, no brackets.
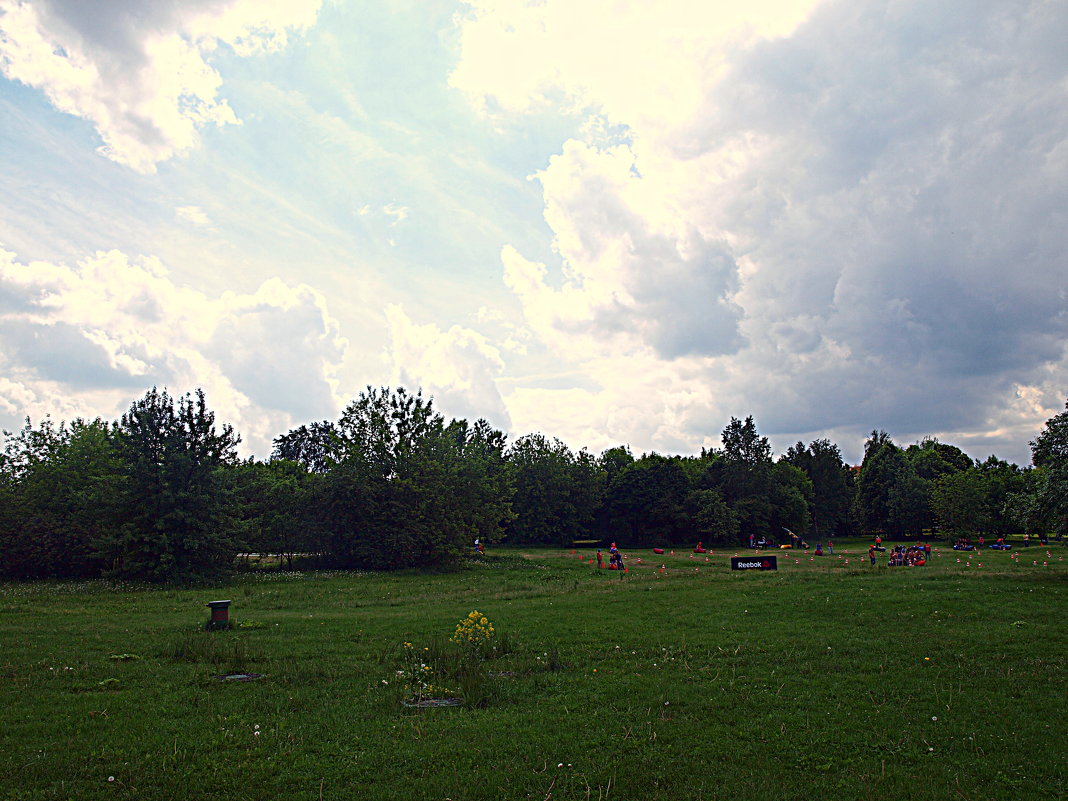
108,777,115,783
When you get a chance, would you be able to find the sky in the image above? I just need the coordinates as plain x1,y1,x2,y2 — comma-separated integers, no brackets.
1,0,1066,467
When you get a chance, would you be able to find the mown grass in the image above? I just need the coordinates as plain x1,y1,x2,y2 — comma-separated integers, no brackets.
1,541,1065,800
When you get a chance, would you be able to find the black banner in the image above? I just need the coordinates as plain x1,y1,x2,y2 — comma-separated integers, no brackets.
731,555,778,571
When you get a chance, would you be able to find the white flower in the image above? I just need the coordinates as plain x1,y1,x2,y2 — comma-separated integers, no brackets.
108,777,115,782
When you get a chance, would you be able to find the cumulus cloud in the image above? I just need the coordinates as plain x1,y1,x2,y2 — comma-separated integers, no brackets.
450,0,821,138
0,246,346,456
505,140,744,360
454,0,1068,463
0,0,321,172
385,304,510,431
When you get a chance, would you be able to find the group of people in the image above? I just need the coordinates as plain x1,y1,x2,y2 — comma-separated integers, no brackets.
885,543,929,566
596,543,626,570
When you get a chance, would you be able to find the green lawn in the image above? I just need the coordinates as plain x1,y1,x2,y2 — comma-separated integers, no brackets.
2,541,1065,800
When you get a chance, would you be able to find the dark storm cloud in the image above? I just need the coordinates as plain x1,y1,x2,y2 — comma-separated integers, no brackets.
678,0,1068,450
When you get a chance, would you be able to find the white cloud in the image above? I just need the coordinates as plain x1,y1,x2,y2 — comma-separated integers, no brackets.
175,205,212,227
382,203,409,225
385,304,510,430
0,246,346,456
508,140,744,360
451,0,822,136
455,0,1068,464
0,0,321,172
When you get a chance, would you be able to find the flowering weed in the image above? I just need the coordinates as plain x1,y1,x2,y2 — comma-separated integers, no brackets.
451,609,495,653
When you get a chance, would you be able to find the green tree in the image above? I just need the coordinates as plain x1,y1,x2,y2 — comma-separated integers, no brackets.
444,418,515,546
506,434,600,546
317,387,491,569
722,416,772,465
931,469,989,535
599,454,691,546
700,416,809,542
1030,398,1068,536
0,417,122,578
271,421,342,473
684,487,740,545
109,388,241,582
598,446,634,487
854,431,926,537
782,439,855,539
233,458,319,570
976,456,1029,537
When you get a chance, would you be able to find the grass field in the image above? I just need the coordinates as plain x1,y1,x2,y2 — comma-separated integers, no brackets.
2,541,1065,800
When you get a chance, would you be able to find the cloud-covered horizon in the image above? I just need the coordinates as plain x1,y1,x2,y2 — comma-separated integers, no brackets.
1,0,1065,465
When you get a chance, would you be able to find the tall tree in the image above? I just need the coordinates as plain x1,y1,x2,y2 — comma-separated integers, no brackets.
506,434,599,546
314,387,509,568
702,416,809,541
931,469,989,535
854,431,926,537
109,388,241,581
599,454,691,546
722,416,772,465
444,418,515,546
1030,398,1068,536
782,439,855,539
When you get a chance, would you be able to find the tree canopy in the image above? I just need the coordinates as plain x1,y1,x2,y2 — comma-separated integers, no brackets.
2,388,1064,581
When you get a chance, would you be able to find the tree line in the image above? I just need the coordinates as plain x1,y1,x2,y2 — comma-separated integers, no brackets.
2,386,1066,581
